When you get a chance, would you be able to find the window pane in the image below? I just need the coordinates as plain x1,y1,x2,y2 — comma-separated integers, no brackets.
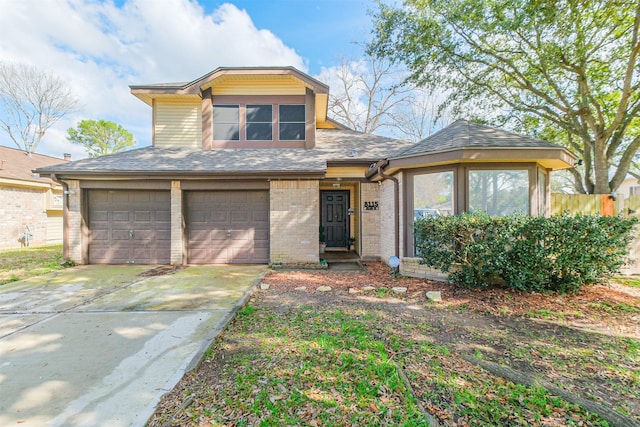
279,123,305,140
280,105,305,122
413,171,454,219
468,170,529,216
246,105,272,122
213,105,239,123
213,124,239,141
247,123,272,140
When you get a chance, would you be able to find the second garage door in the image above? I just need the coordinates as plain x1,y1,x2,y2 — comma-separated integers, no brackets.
186,191,269,264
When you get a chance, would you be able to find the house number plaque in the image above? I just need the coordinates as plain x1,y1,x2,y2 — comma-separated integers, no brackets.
364,201,379,210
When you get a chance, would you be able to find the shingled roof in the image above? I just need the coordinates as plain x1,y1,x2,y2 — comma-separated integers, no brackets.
0,146,68,185
396,119,565,158
34,129,412,176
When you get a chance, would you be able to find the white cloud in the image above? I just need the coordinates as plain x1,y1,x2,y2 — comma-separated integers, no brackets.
0,0,306,159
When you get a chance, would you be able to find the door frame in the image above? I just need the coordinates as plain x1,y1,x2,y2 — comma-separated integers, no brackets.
320,190,350,249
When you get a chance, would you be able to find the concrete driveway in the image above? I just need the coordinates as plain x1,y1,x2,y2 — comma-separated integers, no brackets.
0,265,267,427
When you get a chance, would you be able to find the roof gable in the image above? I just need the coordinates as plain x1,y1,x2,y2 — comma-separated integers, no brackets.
130,66,333,127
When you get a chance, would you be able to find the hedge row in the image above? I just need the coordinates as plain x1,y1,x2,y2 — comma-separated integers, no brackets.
414,213,638,293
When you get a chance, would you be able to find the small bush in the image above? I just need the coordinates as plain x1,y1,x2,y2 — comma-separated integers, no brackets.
414,213,637,293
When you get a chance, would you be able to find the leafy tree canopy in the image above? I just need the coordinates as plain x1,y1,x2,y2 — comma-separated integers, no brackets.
66,119,135,158
370,0,640,194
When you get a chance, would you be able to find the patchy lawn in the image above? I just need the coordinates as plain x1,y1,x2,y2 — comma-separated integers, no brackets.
149,263,640,427
0,244,64,285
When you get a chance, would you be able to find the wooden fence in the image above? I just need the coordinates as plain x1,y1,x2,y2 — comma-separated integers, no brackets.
551,193,640,274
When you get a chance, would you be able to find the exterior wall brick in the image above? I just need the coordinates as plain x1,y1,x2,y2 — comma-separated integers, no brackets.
360,183,380,259
0,185,48,248
400,257,449,281
170,181,183,264
379,179,396,264
270,180,319,264
65,180,83,263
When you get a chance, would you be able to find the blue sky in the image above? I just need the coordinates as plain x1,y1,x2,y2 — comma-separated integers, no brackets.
201,0,374,74
0,0,377,159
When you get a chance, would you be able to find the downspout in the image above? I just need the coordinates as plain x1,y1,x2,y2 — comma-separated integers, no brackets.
377,163,400,258
50,173,70,261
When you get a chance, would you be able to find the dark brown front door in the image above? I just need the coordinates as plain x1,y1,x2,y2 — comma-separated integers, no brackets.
88,190,171,264
321,190,349,248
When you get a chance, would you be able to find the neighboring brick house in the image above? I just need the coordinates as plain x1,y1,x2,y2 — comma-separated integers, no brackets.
35,67,575,271
0,146,68,248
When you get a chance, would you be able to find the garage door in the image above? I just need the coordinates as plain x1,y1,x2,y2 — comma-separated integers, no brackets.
88,190,171,264
186,191,269,264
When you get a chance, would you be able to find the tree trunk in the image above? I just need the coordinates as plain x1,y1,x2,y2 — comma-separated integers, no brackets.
593,138,611,194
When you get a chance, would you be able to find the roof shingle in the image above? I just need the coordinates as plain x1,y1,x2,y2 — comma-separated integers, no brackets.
396,119,565,158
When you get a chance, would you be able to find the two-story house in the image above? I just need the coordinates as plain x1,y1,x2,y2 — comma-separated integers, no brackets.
36,67,575,273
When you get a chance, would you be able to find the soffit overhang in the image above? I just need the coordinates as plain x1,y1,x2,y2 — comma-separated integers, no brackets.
367,147,577,179
130,67,330,122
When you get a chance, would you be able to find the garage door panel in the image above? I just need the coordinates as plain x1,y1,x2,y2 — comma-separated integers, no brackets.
134,211,151,222
254,229,269,240
91,230,109,241
88,190,170,264
155,210,171,222
112,192,131,203
186,190,269,264
112,211,131,222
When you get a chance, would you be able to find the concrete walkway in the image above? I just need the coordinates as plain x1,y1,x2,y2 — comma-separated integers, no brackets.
0,265,267,427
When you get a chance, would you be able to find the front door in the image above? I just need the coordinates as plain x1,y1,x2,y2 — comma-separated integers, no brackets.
321,190,349,248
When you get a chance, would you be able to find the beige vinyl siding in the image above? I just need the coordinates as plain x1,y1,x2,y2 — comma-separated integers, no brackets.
46,211,63,243
212,80,306,96
154,101,202,148
325,166,369,179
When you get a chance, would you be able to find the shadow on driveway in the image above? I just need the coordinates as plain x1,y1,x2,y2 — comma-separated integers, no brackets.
0,265,267,427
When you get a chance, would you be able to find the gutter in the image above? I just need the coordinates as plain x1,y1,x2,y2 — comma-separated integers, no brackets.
373,160,400,259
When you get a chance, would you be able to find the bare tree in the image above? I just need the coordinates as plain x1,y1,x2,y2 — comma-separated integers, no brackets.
390,88,454,141
0,62,77,155
317,52,410,134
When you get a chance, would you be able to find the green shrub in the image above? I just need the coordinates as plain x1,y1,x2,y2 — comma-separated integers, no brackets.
414,213,637,293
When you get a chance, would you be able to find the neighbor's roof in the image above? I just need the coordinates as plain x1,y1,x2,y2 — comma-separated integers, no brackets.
0,145,68,186
397,119,567,158
34,129,412,177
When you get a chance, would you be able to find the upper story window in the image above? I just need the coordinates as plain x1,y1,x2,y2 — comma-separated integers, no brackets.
246,105,273,140
213,105,239,140
279,105,305,140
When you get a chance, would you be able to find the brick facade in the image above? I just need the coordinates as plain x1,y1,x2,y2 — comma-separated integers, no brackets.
65,180,84,263
400,257,448,281
170,181,184,265
360,183,380,259
0,185,48,248
269,180,319,264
